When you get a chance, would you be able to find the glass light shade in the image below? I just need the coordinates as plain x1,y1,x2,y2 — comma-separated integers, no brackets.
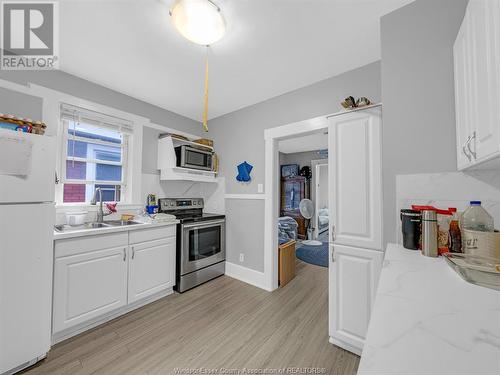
170,0,226,45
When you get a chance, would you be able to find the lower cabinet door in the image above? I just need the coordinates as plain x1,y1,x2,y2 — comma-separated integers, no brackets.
128,237,176,304
53,246,128,333
328,244,383,355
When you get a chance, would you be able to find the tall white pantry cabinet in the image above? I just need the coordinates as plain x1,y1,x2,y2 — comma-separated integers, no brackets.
327,106,384,355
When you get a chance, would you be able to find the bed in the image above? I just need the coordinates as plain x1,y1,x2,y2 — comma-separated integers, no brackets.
317,207,329,235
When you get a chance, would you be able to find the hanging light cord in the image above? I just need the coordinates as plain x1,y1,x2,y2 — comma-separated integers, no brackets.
202,45,209,132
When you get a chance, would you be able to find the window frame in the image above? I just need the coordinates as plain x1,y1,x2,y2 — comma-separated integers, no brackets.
56,109,133,206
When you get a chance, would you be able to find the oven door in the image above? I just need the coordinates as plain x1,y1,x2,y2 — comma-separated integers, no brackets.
180,146,213,171
180,219,225,275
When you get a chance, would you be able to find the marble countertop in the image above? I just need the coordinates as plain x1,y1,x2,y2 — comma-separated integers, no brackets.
53,220,179,240
357,243,500,375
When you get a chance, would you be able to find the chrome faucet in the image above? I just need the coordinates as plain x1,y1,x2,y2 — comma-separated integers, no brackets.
90,187,112,223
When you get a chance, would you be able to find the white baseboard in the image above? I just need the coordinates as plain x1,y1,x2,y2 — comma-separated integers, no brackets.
329,336,362,356
225,262,271,291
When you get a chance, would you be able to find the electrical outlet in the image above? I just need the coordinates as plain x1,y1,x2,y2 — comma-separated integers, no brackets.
239,253,245,263
257,184,264,193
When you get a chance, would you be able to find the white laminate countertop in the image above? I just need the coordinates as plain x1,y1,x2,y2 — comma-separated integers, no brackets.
357,243,500,375
53,220,179,240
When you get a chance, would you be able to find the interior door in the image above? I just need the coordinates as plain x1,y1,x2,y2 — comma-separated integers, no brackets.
128,237,176,304
327,107,382,250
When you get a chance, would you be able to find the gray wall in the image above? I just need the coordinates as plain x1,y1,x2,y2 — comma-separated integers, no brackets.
225,199,265,269
209,62,381,271
142,126,162,174
208,61,381,195
280,150,327,169
0,70,202,136
0,87,43,120
380,0,468,243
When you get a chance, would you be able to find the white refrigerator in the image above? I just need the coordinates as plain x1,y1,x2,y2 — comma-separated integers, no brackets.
0,130,56,375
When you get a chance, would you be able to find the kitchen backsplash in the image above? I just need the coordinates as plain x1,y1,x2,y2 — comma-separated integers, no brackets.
55,174,226,225
395,171,500,244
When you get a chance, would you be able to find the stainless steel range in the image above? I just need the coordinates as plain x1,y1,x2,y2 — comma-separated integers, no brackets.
158,198,225,293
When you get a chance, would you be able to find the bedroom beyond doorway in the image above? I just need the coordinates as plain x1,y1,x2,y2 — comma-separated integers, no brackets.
278,130,329,269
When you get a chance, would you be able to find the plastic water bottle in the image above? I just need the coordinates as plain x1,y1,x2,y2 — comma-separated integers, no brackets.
461,201,494,232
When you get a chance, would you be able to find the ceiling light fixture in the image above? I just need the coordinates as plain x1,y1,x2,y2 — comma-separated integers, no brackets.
170,0,226,131
170,0,226,46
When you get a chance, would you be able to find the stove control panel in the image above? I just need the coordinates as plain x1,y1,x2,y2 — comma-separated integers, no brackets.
159,198,204,211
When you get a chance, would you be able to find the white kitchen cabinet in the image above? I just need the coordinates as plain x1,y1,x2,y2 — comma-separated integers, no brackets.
327,106,384,355
328,244,383,355
52,225,177,340
53,246,128,333
128,237,176,303
454,0,500,169
327,107,382,250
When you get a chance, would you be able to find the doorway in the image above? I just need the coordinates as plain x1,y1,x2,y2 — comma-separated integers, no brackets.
263,116,329,291
311,160,328,241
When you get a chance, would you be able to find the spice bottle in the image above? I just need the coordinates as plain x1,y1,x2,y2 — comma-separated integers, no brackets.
448,208,462,253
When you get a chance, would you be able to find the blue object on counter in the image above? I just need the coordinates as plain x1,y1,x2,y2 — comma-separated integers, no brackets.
0,122,30,132
236,161,253,182
146,205,158,214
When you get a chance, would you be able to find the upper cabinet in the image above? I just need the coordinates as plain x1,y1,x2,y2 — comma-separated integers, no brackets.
454,0,500,170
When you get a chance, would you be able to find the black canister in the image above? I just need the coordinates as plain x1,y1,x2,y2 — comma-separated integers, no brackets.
401,209,422,250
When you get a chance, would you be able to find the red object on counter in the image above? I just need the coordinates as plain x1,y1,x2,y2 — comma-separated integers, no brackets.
105,202,117,213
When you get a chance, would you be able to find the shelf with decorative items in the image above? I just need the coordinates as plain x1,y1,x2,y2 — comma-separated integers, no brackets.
157,134,218,182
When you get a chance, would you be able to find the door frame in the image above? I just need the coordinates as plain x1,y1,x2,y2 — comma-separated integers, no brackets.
311,160,328,239
263,104,382,291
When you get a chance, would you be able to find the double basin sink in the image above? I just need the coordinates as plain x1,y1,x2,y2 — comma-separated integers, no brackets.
54,220,143,233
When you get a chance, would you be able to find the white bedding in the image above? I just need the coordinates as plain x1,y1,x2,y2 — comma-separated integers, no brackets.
318,215,329,226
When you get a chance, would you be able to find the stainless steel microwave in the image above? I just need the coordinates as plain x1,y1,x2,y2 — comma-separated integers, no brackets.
175,145,214,171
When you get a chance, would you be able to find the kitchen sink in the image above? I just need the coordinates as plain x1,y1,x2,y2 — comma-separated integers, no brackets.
54,220,143,233
103,220,143,227
54,222,111,232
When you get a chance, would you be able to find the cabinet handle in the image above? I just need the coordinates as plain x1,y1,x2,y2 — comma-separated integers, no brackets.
467,131,476,159
331,224,336,242
331,245,335,263
123,248,126,261
462,136,472,162
131,246,135,259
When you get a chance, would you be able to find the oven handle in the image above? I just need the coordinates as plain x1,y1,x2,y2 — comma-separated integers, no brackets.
182,219,225,229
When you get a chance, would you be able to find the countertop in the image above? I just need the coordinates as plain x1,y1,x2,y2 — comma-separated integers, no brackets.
357,243,500,375
53,220,179,240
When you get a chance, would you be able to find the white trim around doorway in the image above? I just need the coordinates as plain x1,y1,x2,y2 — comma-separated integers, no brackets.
263,115,329,291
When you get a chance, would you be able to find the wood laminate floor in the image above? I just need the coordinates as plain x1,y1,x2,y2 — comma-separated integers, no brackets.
22,260,359,375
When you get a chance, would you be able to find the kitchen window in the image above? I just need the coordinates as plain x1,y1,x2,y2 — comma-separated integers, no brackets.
59,104,133,204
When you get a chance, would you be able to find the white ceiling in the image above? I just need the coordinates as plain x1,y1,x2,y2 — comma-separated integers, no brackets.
279,132,328,154
59,0,413,122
